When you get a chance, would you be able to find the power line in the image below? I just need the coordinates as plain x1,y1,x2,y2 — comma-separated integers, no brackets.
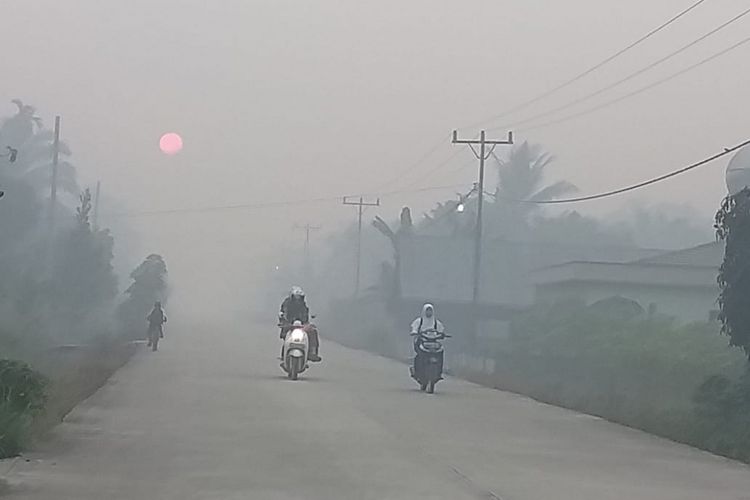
99,139,746,222
504,139,750,204
368,133,450,193
490,5,750,132
519,34,750,133
394,147,466,192
102,183,467,219
464,0,709,130
434,156,479,183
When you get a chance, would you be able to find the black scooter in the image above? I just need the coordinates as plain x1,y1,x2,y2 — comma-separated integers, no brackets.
409,328,451,394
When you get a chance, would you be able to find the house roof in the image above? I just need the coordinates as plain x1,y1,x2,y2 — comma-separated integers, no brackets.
530,241,722,289
632,241,722,266
530,260,717,288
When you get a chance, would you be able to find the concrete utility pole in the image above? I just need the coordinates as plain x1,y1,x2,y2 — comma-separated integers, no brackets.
343,196,380,297
451,129,513,304
49,115,61,228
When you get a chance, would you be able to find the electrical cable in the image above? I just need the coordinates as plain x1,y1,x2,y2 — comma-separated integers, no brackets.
518,34,750,133
463,0,709,129
504,139,750,204
489,5,750,132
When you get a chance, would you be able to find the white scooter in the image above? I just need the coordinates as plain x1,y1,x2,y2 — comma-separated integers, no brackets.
280,320,309,380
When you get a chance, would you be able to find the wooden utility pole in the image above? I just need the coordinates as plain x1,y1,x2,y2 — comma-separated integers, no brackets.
93,181,102,230
343,196,380,296
451,129,513,304
49,115,61,229
294,223,321,273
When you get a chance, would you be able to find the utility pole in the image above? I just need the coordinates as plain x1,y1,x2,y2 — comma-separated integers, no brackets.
294,223,320,276
451,129,513,305
343,196,380,297
49,115,61,229
93,181,101,231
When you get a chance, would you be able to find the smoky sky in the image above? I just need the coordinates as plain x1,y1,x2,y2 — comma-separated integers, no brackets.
2,0,747,305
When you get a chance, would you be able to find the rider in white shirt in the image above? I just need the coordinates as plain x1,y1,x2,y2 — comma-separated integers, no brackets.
410,303,444,376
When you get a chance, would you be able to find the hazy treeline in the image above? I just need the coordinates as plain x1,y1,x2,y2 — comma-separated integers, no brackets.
0,100,117,353
0,101,167,457
294,141,712,308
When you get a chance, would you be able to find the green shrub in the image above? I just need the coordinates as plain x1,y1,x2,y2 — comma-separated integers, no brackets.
0,359,47,414
0,359,48,458
0,402,31,458
502,301,750,461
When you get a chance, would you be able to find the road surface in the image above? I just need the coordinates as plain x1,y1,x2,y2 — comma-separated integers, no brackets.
3,315,750,500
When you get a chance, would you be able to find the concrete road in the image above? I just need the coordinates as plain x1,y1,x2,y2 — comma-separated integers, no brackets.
3,316,750,500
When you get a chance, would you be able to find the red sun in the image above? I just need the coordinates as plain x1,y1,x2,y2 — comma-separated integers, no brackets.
159,132,183,155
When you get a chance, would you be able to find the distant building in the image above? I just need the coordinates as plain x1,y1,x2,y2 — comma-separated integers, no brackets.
531,242,722,323
397,236,662,306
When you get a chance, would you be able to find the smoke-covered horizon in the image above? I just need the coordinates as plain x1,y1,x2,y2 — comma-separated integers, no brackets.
3,0,747,309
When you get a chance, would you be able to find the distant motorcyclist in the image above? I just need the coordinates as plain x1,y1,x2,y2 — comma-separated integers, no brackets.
410,303,444,377
146,301,167,351
278,286,321,362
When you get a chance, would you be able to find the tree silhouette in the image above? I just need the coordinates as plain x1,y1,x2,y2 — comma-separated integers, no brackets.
0,99,78,198
715,187,750,359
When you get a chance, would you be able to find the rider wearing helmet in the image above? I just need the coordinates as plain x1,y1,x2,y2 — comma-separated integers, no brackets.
279,286,309,327
278,286,321,362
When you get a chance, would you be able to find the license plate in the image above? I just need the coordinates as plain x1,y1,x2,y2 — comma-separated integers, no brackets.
430,357,438,362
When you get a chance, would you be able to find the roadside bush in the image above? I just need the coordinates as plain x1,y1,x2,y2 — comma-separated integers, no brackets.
0,403,29,458
0,359,47,458
692,373,750,461
499,301,750,461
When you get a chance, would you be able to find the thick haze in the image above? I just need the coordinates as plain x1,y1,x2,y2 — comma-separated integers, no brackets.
3,0,747,309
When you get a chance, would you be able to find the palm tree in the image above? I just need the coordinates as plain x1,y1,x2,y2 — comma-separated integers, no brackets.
489,141,577,238
0,100,79,198
0,99,43,148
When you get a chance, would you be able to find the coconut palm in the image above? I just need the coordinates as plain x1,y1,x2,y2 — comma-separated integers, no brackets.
0,100,78,198
0,99,43,148
494,141,576,205
489,141,577,238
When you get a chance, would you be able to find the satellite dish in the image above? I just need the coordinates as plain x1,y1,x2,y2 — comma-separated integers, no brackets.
726,145,750,195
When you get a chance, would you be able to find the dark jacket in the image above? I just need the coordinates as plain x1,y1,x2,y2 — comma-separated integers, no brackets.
148,308,166,326
280,296,309,324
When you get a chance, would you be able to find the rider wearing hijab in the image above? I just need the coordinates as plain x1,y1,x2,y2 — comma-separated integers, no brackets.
410,303,444,377
410,303,444,335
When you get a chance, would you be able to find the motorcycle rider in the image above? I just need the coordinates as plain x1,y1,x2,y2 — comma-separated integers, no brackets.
410,303,444,379
278,286,321,362
146,301,167,351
